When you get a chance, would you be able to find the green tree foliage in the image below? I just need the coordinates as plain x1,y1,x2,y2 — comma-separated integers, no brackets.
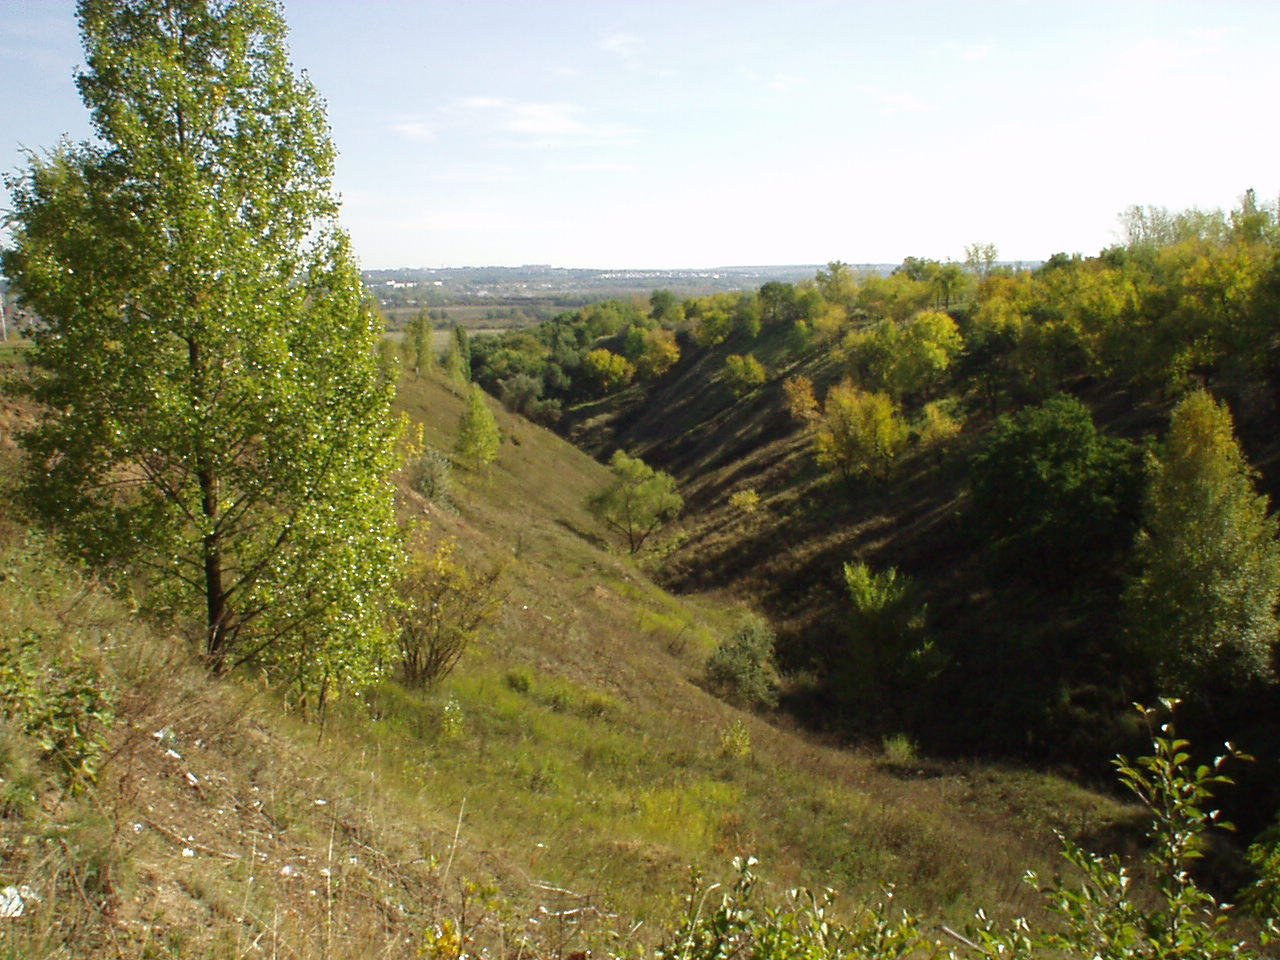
843,309,963,399
813,381,907,482
687,295,735,348
964,241,999,279
970,394,1142,578
395,531,502,688
407,308,433,376
814,260,857,308
454,385,500,470
582,347,636,393
649,288,683,324
586,450,683,554
1125,390,1280,692
723,353,766,397
3,0,400,690
836,562,936,719
441,324,472,383
705,614,778,708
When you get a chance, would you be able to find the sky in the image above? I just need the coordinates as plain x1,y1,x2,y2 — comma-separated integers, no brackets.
3,1,1280,270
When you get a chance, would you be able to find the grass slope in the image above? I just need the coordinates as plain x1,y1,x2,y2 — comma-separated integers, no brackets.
0,358,1136,958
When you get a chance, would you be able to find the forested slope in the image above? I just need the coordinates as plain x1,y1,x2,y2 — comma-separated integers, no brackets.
470,199,1280,834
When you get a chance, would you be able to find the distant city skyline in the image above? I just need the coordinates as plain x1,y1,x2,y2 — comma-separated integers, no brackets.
3,1,1279,270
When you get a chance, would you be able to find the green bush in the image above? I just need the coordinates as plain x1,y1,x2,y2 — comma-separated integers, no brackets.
705,615,778,709
0,630,116,792
409,446,453,503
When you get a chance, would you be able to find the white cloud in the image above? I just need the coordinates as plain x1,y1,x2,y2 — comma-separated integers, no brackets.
601,32,643,59
443,97,638,145
767,72,808,92
547,162,638,173
879,92,937,114
1188,26,1231,44
505,101,585,135
963,44,991,61
550,65,581,78
429,162,520,184
389,120,435,142
455,96,506,111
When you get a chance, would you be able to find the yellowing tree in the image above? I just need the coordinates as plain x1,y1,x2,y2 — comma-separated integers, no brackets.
395,531,502,688
582,347,636,393
1125,390,1280,692
843,310,962,399
4,0,400,693
783,375,819,426
635,327,681,379
814,381,907,482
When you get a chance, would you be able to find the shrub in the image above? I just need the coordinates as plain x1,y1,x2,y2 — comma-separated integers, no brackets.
880,733,918,767
705,615,778,709
716,719,752,760
504,668,533,694
409,446,453,503
728,489,761,516
395,533,503,688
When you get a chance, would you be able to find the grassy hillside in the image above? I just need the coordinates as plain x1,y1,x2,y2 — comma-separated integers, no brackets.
0,360,1145,958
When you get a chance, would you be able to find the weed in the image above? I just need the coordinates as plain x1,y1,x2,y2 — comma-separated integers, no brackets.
0,628,116,792
880,733,918,768
717,719,752,761
504,668,533,694
439,696,464,740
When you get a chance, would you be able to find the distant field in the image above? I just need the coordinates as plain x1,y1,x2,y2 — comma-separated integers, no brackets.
382,302,578,331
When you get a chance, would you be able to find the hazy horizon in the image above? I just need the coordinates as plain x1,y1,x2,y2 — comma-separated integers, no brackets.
4,1,1279,270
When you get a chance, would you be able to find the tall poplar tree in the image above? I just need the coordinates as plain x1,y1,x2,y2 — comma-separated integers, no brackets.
454,385,500,470
2,0,400,693
1126,390,1280,692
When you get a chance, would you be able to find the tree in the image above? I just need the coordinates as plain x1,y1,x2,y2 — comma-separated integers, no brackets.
649,288,683,324
843,310,963,399
782,375,819,426
395,530,502,688
407,308,433,376
723,353,766,397
441,324,471,383
964,241,999,279
582,347,635,393
969,394,1141,578
586,450,683,554
634,327,680,379
1125,390,1280,691
837,562,936,719
3,0,400,691
814,381,907,482
454,385,500,470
